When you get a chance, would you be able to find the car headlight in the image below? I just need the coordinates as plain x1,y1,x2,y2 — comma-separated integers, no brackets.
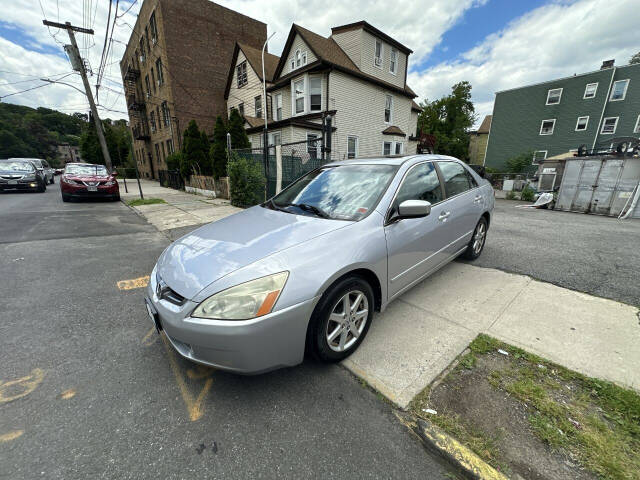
191,272,288,320
104,180,116,186
63,176,78,185
23,174,36,181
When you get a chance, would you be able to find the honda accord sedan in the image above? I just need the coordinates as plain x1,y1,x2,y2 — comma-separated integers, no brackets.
0,159,47,192
60,163,120,202
145,155,494,374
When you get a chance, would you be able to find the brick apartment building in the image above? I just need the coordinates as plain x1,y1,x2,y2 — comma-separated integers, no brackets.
120,0,266,179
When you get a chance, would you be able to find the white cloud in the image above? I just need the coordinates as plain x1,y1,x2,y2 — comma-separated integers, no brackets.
408,0,640,127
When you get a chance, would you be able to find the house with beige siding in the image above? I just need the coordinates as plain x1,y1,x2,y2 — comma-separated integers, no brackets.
224,21,421,160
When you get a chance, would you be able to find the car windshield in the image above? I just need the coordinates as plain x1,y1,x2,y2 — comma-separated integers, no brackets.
0,160,35,172
270,164,397,221
66,164,108,176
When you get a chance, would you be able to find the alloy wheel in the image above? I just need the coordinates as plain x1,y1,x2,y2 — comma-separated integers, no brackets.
472,222,486,254
325,290,368,352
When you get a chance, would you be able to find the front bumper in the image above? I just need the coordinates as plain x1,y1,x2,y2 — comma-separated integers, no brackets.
145,279,317,374
0,180,40,191
61,182,119,198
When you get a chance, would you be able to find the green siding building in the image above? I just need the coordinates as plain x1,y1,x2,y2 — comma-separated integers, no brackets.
485,61,640,171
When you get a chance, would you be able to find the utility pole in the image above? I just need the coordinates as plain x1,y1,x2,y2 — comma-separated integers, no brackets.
43,20,113,171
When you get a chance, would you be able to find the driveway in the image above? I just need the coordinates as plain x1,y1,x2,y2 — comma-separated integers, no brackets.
472,199,640,306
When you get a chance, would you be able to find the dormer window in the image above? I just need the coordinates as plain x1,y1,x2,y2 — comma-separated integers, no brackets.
374,39,383,68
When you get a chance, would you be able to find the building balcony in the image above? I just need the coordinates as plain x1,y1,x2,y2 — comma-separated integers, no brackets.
132,123,150,141
127,94,146,112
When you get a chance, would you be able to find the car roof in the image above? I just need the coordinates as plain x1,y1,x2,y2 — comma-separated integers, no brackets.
325,154,464,167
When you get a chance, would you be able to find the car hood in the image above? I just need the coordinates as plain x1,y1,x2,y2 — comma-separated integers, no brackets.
156,206,350,299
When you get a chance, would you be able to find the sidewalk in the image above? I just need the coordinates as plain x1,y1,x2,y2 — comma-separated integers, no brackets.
118,179,240,235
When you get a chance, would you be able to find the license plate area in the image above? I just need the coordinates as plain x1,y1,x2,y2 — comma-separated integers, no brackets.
87,185,98,192
8,180,17,185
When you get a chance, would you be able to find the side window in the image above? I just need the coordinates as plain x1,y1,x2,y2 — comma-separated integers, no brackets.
438,161,472,197
395,162,443,209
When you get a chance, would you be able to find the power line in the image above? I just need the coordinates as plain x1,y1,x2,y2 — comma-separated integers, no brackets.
0,82,55,100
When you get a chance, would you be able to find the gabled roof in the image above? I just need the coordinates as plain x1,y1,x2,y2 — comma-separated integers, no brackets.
477,115,492,134
331,21,413,55
411,100,422,112
242,115,264,128
271,24,417,99
224,42,280,99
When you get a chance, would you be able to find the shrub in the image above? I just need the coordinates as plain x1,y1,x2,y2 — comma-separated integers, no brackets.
228,153,266,207
165,152,183,172
520,186,535,202
505,190,517,200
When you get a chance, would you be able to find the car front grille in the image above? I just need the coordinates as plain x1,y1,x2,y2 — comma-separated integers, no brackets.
156,274,186,306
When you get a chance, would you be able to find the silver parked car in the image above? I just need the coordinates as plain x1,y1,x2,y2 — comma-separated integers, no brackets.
9,158,55,184
145,155,494,373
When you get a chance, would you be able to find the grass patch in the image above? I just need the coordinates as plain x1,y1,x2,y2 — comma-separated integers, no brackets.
127,198,166,207
452,334,640,479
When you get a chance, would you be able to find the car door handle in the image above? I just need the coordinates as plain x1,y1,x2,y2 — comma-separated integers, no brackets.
438,211,450,221
474,195,483,203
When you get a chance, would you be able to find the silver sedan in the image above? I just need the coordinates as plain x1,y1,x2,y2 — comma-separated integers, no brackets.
145,155,494,373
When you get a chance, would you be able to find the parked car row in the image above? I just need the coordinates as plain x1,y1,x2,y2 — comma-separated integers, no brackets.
0,158,120,201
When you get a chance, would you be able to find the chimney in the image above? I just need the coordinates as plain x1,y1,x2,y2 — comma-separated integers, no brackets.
601,59,615,69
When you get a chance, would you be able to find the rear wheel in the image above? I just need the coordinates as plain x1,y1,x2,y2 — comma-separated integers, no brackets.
307,276,374,362
462,217,488,260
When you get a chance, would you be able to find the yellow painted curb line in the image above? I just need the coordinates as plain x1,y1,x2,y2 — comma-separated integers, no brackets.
414,418,508,480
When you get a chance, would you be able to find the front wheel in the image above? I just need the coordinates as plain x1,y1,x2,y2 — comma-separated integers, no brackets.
307,276,374,362
462,217,488,260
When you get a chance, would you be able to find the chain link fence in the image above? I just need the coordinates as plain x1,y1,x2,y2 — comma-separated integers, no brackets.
230,137,330,206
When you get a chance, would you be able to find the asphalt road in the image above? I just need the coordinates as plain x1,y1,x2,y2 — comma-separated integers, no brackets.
470,199,640,306
0,182,454,479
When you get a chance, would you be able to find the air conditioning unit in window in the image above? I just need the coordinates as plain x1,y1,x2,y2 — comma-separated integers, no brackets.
374,57,382,67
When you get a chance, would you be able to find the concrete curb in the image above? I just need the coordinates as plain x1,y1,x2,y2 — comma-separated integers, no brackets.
413,418,508,480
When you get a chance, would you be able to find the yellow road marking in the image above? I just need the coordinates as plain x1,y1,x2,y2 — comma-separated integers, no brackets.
161,335,213,421
0,368,45,404
186,365,211,380
117,276,150,290
59,389,76,400
0,430,24,443
141,326,159,346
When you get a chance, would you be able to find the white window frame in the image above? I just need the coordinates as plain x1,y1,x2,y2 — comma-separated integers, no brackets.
389,48,397,75
609,79,629,101
273,93,282,121
600,116,619,134
236,61,247,88
634,114,640,134
394,141,403,155
292,77,306,115
374,39,383,68
309,76,322,112
302,51,307,66
532,150,547,165
295,49,301,68
583,82,598,99
546,88,563,105
383,141,392,156
347,135,358,159
254,95,262,118
539,118,556,135
575,116,589,131
384,94,393,124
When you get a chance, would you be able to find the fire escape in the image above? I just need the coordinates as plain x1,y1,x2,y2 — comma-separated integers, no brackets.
124,65,149,141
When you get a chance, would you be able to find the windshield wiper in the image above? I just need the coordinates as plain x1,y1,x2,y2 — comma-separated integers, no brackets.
284,203,330,219
264,198,288,213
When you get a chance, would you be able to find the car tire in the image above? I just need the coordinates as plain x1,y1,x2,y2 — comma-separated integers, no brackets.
113,194,121,202
50,176,55,184
38,180,46,193
462,216,488,260
307,276,374,363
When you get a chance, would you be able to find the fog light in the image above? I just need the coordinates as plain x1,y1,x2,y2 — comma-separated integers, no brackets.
30,183,36,187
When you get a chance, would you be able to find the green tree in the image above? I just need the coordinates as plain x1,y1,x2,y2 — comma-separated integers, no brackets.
630,52,640,64
505,151,535,173
210,115,228,178
227,108,249,148
228,152,266,207
417,81,476,160
180,120,210,179
79,119,131,167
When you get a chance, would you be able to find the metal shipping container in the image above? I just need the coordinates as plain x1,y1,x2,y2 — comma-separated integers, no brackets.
555,157,640,218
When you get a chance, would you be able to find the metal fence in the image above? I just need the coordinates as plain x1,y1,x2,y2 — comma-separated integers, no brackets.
231,137,329,203
158,169,184,190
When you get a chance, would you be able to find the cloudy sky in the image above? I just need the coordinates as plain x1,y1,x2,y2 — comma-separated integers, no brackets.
1,0,638,127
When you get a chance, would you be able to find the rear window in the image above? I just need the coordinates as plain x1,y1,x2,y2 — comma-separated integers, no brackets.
438,161,474,197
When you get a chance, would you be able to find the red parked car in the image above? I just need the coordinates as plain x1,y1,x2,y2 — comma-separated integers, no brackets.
60,163,120,202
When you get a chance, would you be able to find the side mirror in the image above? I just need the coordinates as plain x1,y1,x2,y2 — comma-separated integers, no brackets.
111,171,118,177
397,200,431,219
